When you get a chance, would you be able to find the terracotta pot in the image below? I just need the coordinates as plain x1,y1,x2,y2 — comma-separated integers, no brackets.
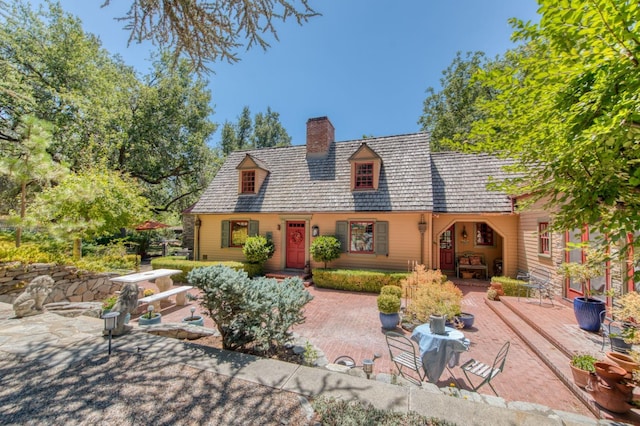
605,351,640,374
569,364,593,389
594,361,626,386
587,376,633,413
489,282,505,296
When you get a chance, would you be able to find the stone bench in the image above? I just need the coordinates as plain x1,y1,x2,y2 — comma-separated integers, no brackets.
110,268,182,293
138,285,193,312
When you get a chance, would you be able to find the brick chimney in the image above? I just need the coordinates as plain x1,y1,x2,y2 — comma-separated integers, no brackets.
306,116,335,159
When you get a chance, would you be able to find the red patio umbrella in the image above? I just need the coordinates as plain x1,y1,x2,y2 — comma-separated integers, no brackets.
135,220,170,231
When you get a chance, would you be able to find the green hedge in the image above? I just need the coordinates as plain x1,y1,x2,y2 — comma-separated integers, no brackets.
490,276,527,297
312,269,407,293
150,257,263,282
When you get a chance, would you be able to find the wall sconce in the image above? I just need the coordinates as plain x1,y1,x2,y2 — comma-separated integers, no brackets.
102,311,120,355
277,224,281,230
312,225,319,237
461,226,468,240
195,217,201,227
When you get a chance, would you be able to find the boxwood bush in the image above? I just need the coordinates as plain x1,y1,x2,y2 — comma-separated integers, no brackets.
490,276,527,297
151,257,262,282
312,269,407,293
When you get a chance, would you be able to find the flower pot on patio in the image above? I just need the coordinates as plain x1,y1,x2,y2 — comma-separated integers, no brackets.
138,313,161,325
182,315,204,326
605,351,640,373
455,312,475,329
379,312,400,330
573,297,605,332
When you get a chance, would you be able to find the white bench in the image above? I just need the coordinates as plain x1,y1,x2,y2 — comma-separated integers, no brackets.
138,285,194,312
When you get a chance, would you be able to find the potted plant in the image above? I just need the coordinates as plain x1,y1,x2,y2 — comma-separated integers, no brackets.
569,353,597,388
612,291,640,350
377,285,402,330
138,305,161,325
558,247,608,332
182,306,204,326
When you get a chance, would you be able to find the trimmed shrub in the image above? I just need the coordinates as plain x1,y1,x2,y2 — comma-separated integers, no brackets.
188,265,313,352
377,294,401,314
151,257,261,282
490,276,526,297
402,265,462,321
242,235,275,264
312,269,407,293
380,284,403,299
310,236,341,268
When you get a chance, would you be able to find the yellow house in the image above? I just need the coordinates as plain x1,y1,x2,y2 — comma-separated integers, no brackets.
189,116,520,278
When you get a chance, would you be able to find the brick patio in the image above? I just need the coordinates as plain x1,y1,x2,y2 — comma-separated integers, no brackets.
141,275,640,423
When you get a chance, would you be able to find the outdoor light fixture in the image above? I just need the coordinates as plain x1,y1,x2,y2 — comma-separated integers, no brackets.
312,225,319,237
102,311,120,355
362,359,374,378
190,306,196,317
461,226,468,240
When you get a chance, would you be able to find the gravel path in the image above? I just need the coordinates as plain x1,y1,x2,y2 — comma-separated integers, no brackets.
0,351,314,425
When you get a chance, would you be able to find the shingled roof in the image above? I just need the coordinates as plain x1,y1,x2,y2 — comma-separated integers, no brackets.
431,151,514,213
191,132,513,214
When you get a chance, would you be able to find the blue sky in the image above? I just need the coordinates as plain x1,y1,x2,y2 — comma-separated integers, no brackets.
40,1,540,147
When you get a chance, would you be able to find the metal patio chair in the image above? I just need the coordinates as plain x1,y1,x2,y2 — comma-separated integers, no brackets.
460,341,510,396
385,331,425,386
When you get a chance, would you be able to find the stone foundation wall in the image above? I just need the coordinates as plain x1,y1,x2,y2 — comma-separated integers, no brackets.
0,262,123,305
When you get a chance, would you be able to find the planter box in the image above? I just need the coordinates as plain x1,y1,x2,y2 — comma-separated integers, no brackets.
461,272,474,279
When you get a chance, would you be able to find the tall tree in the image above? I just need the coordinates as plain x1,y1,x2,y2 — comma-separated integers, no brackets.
99,0,319,72
28,167,150,258
418,51,496,151
253,107,292,148
0,1,220,215
236,106,253,150
220,106,292,153
464,0,640,253
220,121,238,155
0,116,67,247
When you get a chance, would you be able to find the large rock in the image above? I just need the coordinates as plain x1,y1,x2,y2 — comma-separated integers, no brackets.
44,301,102,318
141,323,219,340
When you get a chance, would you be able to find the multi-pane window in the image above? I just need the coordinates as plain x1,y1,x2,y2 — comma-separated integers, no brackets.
230,221,249,247
241,170,255,193
538,222,550,255
350,221,374,253
475,223,494,246
355,163,374,189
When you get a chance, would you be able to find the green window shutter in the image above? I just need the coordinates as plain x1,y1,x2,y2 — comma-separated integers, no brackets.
221,220,229,248
335,221,348,253
375,221,388,255
249,220,259,236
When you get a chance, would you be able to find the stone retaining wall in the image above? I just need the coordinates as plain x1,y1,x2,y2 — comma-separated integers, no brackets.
0,262,123,305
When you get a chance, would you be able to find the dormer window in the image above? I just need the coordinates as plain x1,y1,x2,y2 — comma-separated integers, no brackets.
242,170,255,193
236,154,268,195
355,163,374,189
349,143,382,191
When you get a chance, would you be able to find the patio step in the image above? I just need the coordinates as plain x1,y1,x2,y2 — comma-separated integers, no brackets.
487,297,640,423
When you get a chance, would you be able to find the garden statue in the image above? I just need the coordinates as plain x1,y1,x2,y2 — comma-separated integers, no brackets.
13,275,54,318
107,282,139,336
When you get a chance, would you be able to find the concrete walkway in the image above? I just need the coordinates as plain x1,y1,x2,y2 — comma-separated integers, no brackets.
0,302,618,425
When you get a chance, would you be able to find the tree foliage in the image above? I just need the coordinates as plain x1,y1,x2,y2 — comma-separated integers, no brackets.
242,235,275,264
310,235,341,269
0,1,220,215
461,0,640,253
100,0,319,72
0,116,67,246
27,167,150,242
418,51,496,151
220,106,292,154
188,264,313,352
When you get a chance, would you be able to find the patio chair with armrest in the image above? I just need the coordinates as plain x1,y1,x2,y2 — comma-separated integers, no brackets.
460,341,510,396
600,310,632,354
385,331,425,386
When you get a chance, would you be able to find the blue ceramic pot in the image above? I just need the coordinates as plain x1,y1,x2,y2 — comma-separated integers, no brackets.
379,312,400,330
138,313,162,326
573,297,605,332
182,316,204,326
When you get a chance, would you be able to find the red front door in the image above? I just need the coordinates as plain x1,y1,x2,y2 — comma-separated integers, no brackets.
439,225,455,271
286,221,306,269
